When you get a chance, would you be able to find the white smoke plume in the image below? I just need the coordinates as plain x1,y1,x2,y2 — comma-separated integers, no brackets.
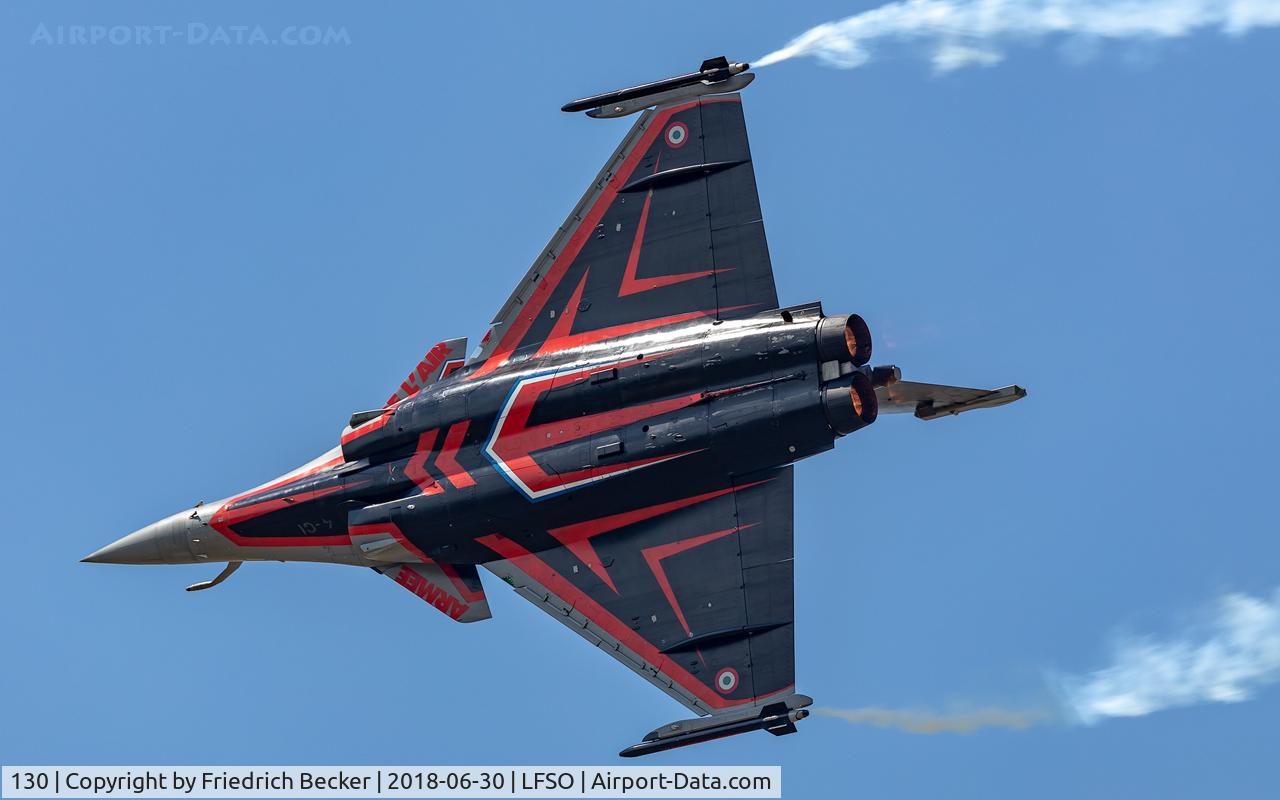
815,705,1052,733
819,588,1280,734
1055,588,1280,724
754,0,1280,72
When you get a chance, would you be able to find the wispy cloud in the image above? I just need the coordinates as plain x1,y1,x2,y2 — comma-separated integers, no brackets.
1053,588,1280,724
754,0,1280,73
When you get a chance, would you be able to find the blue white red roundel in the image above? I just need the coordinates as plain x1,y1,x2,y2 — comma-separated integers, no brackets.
715,667,739,694
666,122,689,148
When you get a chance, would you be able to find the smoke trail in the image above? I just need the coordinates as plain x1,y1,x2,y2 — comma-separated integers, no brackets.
815,705,1053,733
1054,588,1280,724
754,0,1280,72
820,589,1280,734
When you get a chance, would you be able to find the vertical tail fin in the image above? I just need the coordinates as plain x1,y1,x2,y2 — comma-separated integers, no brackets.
386,337,467,406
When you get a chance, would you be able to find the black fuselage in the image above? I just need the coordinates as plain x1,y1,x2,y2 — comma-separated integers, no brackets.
213,302,871,564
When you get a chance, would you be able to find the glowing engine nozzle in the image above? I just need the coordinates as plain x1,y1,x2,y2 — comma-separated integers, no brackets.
817,314,872,366
822,371,879,435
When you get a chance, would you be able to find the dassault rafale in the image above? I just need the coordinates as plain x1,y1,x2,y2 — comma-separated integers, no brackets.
84,58,1025,756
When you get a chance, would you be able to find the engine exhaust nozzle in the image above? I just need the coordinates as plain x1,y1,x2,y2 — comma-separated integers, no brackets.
822,371,878,435
817,314,872,367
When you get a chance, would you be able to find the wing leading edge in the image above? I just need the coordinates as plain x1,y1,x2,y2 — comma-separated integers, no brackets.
468,94,777,378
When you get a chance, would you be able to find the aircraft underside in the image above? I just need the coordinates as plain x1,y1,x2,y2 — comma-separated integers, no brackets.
84,58,1024,757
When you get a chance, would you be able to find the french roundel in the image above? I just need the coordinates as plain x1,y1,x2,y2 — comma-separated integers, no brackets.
715,667,739,694
665,122,689,148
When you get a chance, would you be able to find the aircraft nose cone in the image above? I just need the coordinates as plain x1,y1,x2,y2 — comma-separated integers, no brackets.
82,510,193,565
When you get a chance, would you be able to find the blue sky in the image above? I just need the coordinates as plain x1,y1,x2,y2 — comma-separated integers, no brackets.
2,1,1278,797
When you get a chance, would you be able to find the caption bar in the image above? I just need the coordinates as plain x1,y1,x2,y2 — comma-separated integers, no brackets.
2,767,780,799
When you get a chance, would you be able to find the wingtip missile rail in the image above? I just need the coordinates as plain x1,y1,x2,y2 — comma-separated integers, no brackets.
619,701,811,758
561,56,751,117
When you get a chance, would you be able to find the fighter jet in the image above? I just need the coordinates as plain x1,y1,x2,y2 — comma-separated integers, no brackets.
84,57,1025,756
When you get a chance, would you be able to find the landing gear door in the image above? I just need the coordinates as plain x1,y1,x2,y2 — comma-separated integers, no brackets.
578,364,622,480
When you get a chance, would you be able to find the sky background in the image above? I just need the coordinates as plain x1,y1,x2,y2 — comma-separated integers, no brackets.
2,1,1278,797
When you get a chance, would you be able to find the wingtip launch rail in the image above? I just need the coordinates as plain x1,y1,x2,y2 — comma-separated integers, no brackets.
561,56,754,118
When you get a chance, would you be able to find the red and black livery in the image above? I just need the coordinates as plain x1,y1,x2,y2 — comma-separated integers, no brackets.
85,59,1025,756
